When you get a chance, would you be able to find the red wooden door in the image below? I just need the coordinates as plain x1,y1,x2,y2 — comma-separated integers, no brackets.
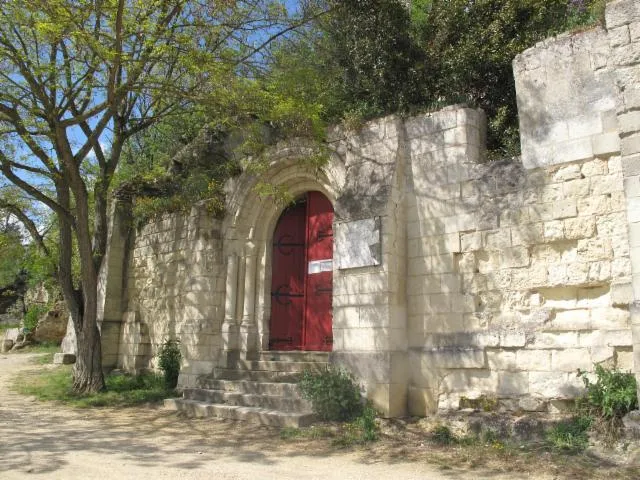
304,192,334,350
269,192,333,351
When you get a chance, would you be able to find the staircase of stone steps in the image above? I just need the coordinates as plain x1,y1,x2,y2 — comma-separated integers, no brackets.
164,351,329,428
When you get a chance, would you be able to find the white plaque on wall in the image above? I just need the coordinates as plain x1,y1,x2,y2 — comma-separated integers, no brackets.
335,217,382,269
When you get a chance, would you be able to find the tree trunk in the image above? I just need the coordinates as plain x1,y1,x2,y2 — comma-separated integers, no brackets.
55,173,106,394
72,308,105,393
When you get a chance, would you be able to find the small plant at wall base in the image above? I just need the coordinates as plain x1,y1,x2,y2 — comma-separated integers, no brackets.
299,366,363,422
157,339,182,390
576,365,638,444
545,415,592,453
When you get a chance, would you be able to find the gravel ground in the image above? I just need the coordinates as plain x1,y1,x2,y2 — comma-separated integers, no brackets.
0,353,550,480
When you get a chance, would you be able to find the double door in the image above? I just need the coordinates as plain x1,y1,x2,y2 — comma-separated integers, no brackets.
269,191,333,351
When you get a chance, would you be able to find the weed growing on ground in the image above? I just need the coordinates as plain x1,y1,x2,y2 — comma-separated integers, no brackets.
15,341,60,354
0,322,19,333
298,366,379,446
545,416,592,453
32,352,55,365
432,425,457,445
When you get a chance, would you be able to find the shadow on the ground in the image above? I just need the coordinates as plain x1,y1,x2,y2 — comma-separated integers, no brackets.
0,358,638,480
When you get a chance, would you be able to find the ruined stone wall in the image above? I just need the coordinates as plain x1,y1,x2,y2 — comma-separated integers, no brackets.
120,204,225,387
405,0,637,414
405,109,630,413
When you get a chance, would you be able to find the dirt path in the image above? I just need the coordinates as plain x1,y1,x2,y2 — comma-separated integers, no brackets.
0,354,549,480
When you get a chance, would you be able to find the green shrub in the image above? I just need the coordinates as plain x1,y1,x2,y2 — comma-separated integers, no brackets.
157,338,182,390
23,303,48,331
576,364,638,444
545,416,592,453
579,365,638,420
299,366,363,422
355,404,379,442
432,425,457,445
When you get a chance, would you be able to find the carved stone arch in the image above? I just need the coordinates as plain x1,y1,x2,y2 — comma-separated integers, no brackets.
220,147,341,359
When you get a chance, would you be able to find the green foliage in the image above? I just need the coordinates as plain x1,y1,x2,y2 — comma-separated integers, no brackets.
13,365,173,407
579,365,638,420
0,226,25,287
565,0,606,30
116,115,239,225
432,425,457,445
413,0,604,155
299,366,363,422
354,403,379,442
23,303,48,331
157,339,182,390
320,0,424,120
545,416,592,453
270,0,605,157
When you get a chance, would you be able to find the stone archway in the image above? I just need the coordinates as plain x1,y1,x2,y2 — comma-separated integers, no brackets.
219,150,342,362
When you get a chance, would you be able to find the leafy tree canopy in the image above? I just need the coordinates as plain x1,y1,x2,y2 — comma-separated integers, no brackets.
0,0,324,393
264,0,605,155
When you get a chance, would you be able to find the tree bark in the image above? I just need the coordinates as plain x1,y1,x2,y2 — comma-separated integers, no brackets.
55,172,106,394
72,307,105,393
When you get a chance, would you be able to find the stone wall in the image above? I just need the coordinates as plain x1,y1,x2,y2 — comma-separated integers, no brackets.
329,116,409,417
404,0,637,414
119,204,225,387
405,109,630,413
103,0,640,416
607,0,640,399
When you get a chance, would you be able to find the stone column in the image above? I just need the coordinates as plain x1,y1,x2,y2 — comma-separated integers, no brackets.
606,0,640,398
239,242,258,357
97,198,132,369
220,254,239,366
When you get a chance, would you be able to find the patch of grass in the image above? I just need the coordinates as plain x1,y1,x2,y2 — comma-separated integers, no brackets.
15,341,60,354
280,425,334,441
545,416,592,453
13,365,175,408
32,352,55,365
0,322,19,333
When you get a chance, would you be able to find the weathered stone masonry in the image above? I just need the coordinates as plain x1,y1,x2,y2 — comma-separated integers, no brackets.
97,0,640,417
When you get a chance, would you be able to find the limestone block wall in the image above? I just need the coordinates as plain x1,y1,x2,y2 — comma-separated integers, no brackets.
406,141,630,412
515,27,618,169
103,0,640,417
329,116,409,417
607,0,640,398
405,2,638,414
120,204,226,387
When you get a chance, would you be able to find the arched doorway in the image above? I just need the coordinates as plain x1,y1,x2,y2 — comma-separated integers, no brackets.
269,191,333,351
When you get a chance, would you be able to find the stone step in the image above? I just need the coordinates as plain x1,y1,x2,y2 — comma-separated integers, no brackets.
183,388,312,412
196,378,302,396
258,351,330,363
213,368,304,382
164,398,316,428
231,359,328,373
